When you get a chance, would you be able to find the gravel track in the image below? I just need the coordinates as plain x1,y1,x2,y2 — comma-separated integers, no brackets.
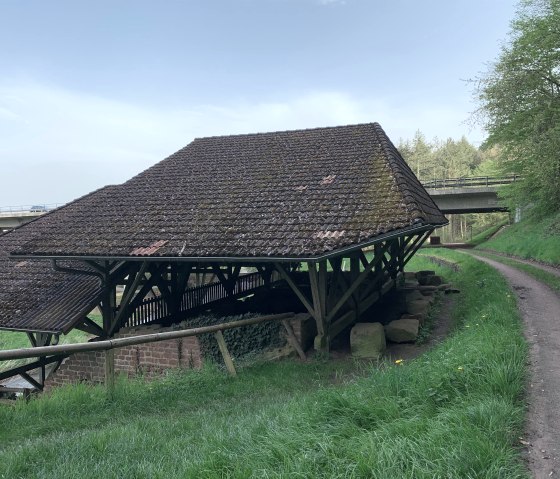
466,252,560,479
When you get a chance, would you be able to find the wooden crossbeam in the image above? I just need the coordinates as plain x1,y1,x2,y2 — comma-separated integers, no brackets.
0,355,66,382
109,262,149,336
19,372,44,391
402,230,433,266
274,263,316,320
281,320,306,360
75,316,105,337
326,252,386,323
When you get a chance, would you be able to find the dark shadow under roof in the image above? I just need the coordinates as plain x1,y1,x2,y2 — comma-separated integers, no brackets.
12,123,446,260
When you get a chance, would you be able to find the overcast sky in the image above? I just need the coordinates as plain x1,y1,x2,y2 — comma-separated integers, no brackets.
0,0,517,207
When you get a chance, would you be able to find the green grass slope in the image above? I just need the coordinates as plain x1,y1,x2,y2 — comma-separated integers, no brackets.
477,212,560,265
467,219,509,246
0,252,528,478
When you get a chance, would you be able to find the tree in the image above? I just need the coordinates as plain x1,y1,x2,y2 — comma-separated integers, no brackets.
398,131,434,180
476,0,560,214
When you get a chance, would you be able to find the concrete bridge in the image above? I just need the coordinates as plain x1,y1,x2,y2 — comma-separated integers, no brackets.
0,205,60,232
423,176,518,214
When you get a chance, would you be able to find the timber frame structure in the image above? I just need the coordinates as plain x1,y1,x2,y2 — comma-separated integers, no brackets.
0,122,447,391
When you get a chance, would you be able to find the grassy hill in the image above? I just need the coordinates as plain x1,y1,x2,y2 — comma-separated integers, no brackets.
477,212,560,265
0,252,528,478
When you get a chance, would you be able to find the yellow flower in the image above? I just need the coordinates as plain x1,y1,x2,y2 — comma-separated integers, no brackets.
395,359,404,365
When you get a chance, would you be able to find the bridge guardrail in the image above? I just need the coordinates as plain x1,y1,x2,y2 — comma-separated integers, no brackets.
0,204,64,215
422,175,519,189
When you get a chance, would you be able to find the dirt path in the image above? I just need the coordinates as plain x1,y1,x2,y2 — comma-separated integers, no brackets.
466,252,560,479
476,249,560,277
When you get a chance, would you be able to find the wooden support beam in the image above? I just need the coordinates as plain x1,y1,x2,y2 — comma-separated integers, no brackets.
74,316,105,337
109,262,149,336
100,266,117,397
0,355,67,382
327,258,342,311
318,261,328,318
214,331,237,376
105,349,115,398
326,252,386,323
402,230,433,267
19,372,43,391
281,320,306,360
329,309,356,340
309,261,329,351
109,263,165,333
274,262,316,320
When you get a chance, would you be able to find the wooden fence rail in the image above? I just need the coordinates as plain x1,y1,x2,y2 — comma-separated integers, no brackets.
0,313,295,362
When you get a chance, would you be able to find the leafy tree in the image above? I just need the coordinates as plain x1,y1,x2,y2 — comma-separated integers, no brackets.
476,0,560,214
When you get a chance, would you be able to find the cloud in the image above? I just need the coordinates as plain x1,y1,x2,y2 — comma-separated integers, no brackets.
316,0,347,5
0,81,482,205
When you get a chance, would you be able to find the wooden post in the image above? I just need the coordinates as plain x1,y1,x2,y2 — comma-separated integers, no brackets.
104,349,115,397
101,263,117,398
309,261,329,352
281,320,306,360
214,330,237,376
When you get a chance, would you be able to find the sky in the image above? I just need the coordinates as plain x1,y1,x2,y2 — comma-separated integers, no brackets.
0,0,518,207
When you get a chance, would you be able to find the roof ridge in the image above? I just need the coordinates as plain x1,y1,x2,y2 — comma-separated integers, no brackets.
193,122,378,141
372,123,425,223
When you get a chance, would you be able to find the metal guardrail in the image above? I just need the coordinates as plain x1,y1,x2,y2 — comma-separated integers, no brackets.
0,204,63,214
422,175,519,189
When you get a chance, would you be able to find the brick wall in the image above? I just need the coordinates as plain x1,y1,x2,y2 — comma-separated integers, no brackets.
44,324,203,392
44,313,310,392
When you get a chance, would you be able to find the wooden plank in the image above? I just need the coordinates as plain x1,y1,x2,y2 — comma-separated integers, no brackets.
214,331,237,376
274,263,317,320
281,320,306,360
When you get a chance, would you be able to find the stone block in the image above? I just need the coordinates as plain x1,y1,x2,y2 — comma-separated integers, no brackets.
406,299,431,317
350,322,386,358
385,319,419,343
400,313,425,326
426,275,443,286
406,290,425,302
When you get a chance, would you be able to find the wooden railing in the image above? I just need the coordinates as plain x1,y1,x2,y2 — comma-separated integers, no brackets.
126,271,280,328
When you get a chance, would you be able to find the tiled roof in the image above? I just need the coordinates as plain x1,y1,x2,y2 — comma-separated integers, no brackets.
0,190,107,333
12,123,446,259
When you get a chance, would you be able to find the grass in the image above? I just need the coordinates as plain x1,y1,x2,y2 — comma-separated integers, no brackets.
477,211,560,265
0,251,529,478
467,218,510,246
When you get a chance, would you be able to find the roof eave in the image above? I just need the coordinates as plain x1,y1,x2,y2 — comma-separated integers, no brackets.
10,223,444,264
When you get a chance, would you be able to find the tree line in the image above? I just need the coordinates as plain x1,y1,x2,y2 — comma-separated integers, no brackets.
398,134,505,243
399,0,559,241
475,0,559,216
